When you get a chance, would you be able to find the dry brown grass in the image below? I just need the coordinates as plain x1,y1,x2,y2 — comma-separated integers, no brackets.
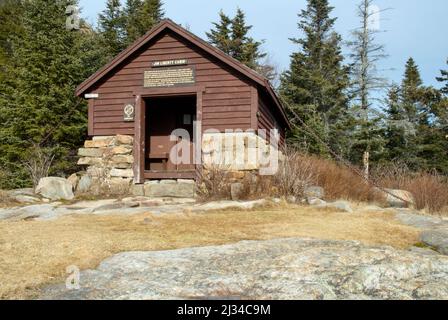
0,190,19,208
299,155,385,204
0,206,419,300
373,163,448,215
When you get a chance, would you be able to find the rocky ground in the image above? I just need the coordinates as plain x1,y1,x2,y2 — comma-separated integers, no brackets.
39,238,448,300
2,191,448,300
0,197,270,221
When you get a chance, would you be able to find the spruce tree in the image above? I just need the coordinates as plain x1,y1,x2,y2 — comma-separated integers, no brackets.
279,0,350,156
206,10,233,54
207,8,266,70
384,84,409,161
124,0,164,46
0,0,103,188
98,0,125,59
230,8,266,69
0,0,24,81
437,59,448,95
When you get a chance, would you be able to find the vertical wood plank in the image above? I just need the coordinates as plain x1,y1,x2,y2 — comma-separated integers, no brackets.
250,86,258,130
133,95,145,184
88,99,94,136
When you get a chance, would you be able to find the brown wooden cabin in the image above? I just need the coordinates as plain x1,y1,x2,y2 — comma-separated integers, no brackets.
76,19,290,183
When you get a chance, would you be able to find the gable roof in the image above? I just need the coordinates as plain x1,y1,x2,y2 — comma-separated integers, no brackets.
76,19,290,128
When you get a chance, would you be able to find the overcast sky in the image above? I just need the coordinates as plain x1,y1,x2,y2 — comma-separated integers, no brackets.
79,0,448,91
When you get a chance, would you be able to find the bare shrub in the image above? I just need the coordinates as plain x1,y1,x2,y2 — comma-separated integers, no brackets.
373,163,448,214
22,143,55,189
274,148,316,198
196,165,232,201
309,156,382,203
372,161,411,188
405,172,448,214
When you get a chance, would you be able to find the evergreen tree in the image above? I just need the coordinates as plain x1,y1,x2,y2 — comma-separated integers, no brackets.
279,0,350,156
206,10,233,54
401,57,422,122
0,0,103,188
124,0,164,46
384,84,409,161
98,0,125,59
0,0,24,81
384,58,448,173
207,8,266,70
230,8,266,69
437,59,448,95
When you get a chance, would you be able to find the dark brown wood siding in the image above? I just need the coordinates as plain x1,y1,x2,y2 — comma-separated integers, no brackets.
258,92,286,146
89,30,255,136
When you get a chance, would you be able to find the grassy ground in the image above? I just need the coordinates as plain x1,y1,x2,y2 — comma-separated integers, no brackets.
0,205,419,299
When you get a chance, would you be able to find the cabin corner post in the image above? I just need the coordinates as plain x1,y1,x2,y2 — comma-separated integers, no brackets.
133,94,145,184
195,87,205,180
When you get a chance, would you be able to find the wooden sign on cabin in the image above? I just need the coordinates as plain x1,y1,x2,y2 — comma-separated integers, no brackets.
144,66,196,88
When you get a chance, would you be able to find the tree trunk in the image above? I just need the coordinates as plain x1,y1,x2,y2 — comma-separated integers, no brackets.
363,150,370,180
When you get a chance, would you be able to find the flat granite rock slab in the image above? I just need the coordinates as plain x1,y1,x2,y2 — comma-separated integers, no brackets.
395,211,448,230
39,238,448,300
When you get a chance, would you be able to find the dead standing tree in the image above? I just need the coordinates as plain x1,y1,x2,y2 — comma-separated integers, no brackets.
347,0,390,179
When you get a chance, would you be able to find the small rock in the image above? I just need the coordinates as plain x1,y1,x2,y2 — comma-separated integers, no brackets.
308,198,326,206
408,247,439,256
110,169,134,178
130,184,145,197
421,229,448,255
78,148,104,158
35,177,74,201
115,135,133,145
272,198,282,204
84,138,113,148
14,195,41,204
317,200,353,213
286,196,297,204
67,174,79,190
230,183,245,201
304,186,325,199
383,189,415,208
77,175,93,193
111,155,134,164
77,157,103,166
145,182,195,198
8,188,35,197
396,211,446,230
110,146,132,155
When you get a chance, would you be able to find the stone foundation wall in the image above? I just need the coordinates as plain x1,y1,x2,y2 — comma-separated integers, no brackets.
74,135,135,196
202,132,281,173
73,132,280,197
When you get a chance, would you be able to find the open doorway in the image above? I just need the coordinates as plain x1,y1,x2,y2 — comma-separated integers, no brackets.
144,95,196,179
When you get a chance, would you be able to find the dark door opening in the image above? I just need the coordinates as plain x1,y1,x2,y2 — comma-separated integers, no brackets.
145,95,196,179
